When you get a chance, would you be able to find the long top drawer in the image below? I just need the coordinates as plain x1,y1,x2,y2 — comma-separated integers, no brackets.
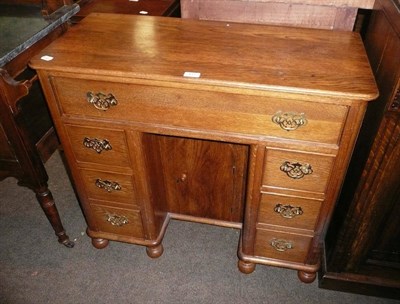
50,76,348,145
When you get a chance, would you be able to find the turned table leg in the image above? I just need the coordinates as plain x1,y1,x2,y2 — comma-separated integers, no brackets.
35,187,74,248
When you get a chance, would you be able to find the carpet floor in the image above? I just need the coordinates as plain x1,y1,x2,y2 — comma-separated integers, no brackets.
0,151,398,304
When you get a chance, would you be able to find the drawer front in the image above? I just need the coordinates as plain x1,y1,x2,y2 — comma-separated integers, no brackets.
254,228,312,263
90,204,144,238
79,169,139,207
51,76,347,144
65,124,131,167
263,148,335,194
258,193,322,231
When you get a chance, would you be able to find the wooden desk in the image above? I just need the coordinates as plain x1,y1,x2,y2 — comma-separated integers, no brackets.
0,3,79,247
30,14,377,282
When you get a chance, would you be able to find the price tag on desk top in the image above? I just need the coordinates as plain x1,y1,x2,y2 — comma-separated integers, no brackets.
183,72,201,78
40,55,54,61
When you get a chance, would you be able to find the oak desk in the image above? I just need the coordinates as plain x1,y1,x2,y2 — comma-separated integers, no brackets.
31,14,377,282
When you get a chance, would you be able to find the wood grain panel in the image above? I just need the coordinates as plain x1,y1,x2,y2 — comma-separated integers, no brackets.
145,134,248,223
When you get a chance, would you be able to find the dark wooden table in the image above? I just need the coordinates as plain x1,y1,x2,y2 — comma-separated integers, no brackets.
0,3,79,247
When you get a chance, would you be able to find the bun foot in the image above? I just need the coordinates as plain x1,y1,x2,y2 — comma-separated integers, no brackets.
238,260,256,274
92,238,109,249
146,244,164,258
298,270,316,283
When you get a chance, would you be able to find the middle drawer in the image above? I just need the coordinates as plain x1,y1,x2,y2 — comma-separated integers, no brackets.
79,168,139,208
257,193,322,231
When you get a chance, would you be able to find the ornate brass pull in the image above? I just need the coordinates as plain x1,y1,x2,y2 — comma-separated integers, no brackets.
106,213,129,226
270,238,293,252
272,111,307,131
95,179,122,192
274,204,303,219
87,92,118,111
83,137,112,153
280,161,313,179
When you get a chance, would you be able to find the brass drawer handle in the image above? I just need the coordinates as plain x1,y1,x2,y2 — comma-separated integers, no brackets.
106,213,129,226
272,111,307,131
87,92,118,111
270,238,293,252
83,137,112,153
95,179,122,192
274,204,303,219
280,161,313,179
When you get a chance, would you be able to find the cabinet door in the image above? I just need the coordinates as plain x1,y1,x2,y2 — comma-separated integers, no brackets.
144,134,248,223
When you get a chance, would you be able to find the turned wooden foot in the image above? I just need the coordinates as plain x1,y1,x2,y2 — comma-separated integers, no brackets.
238,260,256,274
298,270,317,283
35,187,74,248
92,238,109,249
146,244,164,258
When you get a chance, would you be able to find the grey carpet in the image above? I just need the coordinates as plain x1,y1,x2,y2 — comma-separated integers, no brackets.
0,151,398,304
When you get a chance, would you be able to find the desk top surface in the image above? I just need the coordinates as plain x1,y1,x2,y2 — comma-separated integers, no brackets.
0,3,79,67
31,13,378,100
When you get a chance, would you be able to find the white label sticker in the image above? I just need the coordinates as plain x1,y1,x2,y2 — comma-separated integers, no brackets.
40,55,54,61
183,71,201,78
129,0,139,2
139,10,148,15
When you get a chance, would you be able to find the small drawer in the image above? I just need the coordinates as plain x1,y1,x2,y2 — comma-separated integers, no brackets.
257,193,322,231
254,228,312,263
51,76,347,144
65,124,131,168
79,169,139,208
263,148,335,194
90,204,144,238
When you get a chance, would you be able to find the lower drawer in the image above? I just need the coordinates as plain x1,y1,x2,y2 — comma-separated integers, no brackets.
90,204,144,238
254,228,312,263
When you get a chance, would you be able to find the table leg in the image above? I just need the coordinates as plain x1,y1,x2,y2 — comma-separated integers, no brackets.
35,186,74,248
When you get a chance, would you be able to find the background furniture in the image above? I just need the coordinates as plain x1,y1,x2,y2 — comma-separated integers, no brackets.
181,0,375,30
320,0,400,299
71,0,180,23
0,0,73,15
0,2,79,247
31,14,377,283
